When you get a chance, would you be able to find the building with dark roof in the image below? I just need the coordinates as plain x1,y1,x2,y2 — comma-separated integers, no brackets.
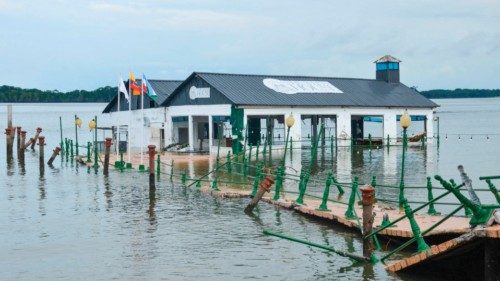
160,55,437,152
103,55,438,153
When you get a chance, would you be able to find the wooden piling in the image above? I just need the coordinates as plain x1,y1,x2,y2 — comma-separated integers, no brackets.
7,104,12,128
16,127,21,151
47,147,61,165
103,137,112,175
244,175,274,214
30,128,42,150
38,136,45,171
361,184,375,258
5,128,14,161
19,131,26,158
148,145,156,189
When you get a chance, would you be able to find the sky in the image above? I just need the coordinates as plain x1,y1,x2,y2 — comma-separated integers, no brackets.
0,0,499,91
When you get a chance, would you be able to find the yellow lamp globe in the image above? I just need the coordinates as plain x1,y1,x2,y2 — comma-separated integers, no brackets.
286,114,295,128
89,119,96,130
75,116,82,128
400,110,411,129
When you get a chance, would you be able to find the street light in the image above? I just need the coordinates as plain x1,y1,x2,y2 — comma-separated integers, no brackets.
399,109,411,211
74,115,81,155
273,114,295,201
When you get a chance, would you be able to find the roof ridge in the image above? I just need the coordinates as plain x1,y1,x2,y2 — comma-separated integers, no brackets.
194,71,379,82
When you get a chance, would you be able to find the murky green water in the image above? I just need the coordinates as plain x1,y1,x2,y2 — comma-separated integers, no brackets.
1,99,499,280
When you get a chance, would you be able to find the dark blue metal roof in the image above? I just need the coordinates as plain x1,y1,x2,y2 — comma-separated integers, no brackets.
165,72,437,108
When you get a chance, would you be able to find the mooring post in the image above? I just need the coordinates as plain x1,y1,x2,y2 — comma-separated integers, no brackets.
402,198,430,252
244,175,274,214
7,104,12,128
16,126,21,151
148,145,156,189
103,137,112,176
345,177,359,219
38,136,45,167
47,146,61,165
386,134,390,151
426,177,438,215
93,116,99,169
30,127,42,150
317,172,333,211
361,184,376,259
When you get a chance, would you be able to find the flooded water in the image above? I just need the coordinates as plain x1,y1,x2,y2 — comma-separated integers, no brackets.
1,99,500,280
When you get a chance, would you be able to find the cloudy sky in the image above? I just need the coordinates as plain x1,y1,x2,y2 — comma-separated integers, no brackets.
0,0,498,91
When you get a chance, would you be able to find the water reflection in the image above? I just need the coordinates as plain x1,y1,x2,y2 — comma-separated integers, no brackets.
103,176,113,211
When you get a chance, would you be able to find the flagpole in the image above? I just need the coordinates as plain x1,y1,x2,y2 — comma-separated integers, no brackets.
140,74,144,168
116,78,120,157
128,76,131,165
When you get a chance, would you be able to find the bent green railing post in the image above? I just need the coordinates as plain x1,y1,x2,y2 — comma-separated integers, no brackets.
273,165,284,200
262,135,267,167
59,116,64,155
226,151,232,174
248,145,253,167
86,141,91,163
427,177,438,215
371,176,377,188
450,179,471,217
435,175,495,225
70,139,74,159
402,198,430,252
345,177,359,219
211,178,219,191
156,154,160,178
485,179,500,204
251,163,263,197
330,135,334,162
296,171,310,205
255,142,260,162
93,115,98,169
263,229,369,262
317,172,333,211
169,160,174,181
181,170,187,185
65,138,69,160
332,174,344,196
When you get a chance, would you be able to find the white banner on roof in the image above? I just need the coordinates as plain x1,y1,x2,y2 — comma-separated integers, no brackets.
263,78,343,94
189,86,210,100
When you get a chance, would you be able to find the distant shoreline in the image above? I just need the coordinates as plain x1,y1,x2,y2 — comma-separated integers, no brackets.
1,84,499,102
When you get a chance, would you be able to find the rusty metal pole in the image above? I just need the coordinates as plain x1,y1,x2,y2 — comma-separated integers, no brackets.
148,145,156,189
47,147,61,165
38,136,45,169
361,184,376,259
16,127,21,151
5,128,14,162
103,137,112,176
244,175,274,214
19,131,26,158
30,127,42,150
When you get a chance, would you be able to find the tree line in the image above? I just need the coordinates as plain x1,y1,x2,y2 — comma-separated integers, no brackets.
0,85,116,102
0,84,499,102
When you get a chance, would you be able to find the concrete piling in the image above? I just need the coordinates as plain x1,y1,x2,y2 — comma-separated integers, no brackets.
361,185,376,259
103,137,112,176
7,104,12,128
148,145,156,189
244,175,274,214
47,147,62,165
30,127,42,150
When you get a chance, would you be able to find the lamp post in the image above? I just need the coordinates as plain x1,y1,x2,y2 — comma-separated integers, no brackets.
399,110,411,211
89,117,98,169
273,114,295,201
75,115,82,156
